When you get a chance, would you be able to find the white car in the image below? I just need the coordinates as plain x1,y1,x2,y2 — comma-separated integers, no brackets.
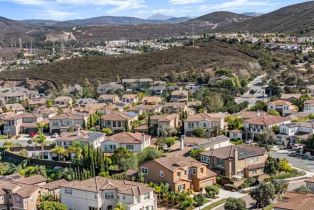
51,133,59,138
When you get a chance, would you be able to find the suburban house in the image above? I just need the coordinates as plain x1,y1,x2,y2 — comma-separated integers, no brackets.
1,91,28,104
60,176,156,210
234,111,268,120
101,132,151,153
121,78,154,90
54,96,73,108
280,93,302,102
184,113,226,137
127,104,163,115
101,112,138,133
75,98,97,107
163,102,188,114
151,113,180,136
229,130,243,140
96,82,123,94
267,100,298,116
170,90,189,102
308,85,314,96
0,175,48,210
304,99,314,113
122,94,138,104
98,94,120,103
4,103,25,114
49,112,89,134
280,121,314,136
141,96,162,105
244,115,291,139
200,144,268,179
190,135,231,151
140,156,217,193
273,192,314,210
148,86,166,95
55,130,105,149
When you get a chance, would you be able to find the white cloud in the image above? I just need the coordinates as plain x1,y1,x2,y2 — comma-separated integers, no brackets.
39,9,75,20
169,0,204,5
199,0,273,11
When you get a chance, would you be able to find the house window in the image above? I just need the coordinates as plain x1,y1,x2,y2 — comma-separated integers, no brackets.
200,168,204,173
104,192,114,199
113,121,116,127
141,167,148,174
203,123,207,128
144,193,150,200
118,121,122,127
160,171,164,177
188,123,194,129
89,207,98,210
178,184,185,191
65,188,72,195
126,144,134,150
16,197,20,203
217,159,224,167
189,168,196,175
251,170,257,175
177,172,181,177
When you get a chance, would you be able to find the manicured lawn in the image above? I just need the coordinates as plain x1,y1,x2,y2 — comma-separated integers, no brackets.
0,135,8,140
203,199,226,210
272,172,303,180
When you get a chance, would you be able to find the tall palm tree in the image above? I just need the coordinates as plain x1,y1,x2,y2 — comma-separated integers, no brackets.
114,203,126,210
34,131,46,159
67,141,83,162
51,146,68,161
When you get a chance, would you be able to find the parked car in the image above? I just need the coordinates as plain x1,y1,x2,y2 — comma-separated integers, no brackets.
51,133,59,138
29,132,37,138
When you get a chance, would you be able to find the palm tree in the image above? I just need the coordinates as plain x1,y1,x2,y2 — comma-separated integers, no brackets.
67,141,83,162
114,203,126,210
34,131,46,159
3,141,14,151
51,146,68,161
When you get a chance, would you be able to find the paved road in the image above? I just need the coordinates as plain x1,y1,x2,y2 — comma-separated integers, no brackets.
214,194,256,210
270,150,314,172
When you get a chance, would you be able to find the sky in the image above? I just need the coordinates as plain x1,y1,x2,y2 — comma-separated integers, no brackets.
0,0,311,20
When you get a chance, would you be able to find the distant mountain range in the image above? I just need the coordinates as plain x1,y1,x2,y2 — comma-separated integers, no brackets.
0,1,314,44
216,1,314,34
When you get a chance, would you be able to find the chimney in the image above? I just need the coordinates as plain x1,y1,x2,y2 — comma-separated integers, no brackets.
142,133,145,144
180,135,185,150
234,147,238,176
257,110,260,117
76,125,81,137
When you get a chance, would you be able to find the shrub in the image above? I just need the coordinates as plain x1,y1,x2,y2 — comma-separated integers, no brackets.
192,128,206,138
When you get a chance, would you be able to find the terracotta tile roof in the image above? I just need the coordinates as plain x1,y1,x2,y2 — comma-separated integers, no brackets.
171,90,188,96
106,132,149,144
280,94,301,100
268,100,292,106
15,174,47,185
158,113,179,122
141,96,162,104
274,192,314,210
235,111,268,120
245,115,290,126
42,179,68,191
101,111,134,121
185,113,223,122
61,176,153,195
49,112,87,120
122,94,138,99
201,144,266,160
14,184,39,198
163,102,187,108
304,99,314,105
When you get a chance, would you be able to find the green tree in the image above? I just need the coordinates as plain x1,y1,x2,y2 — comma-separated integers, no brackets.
205,185,219,199
264,157,280,175
179,196,194,210
268,109,281,116
273,180,288,199
114,202,126,210
250,182,275,208
67,141,83,162
224,198,246,210
278,158,292,173
225,116,243,130
189,148,205,160
38,201,67,210
102,128,113,136
3,141,14,151
194,194,206,208
137,148,162,164
192,128,206,138
250,101,267,111
51,146,68,161
46,99,54,107
34,131,46,159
